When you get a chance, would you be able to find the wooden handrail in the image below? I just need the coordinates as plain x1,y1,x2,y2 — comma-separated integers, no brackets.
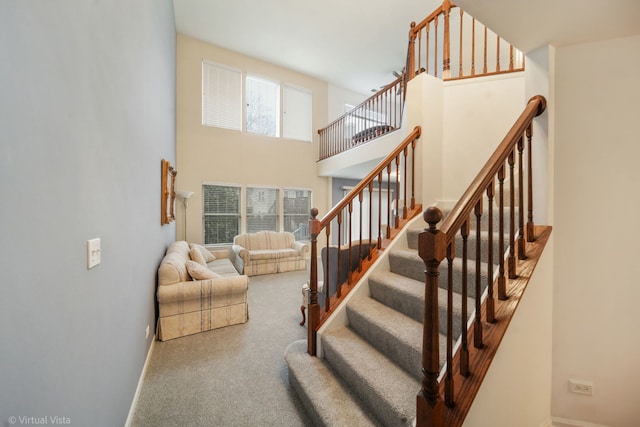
439,95,546,241
307,126,422,355
416,95,547,426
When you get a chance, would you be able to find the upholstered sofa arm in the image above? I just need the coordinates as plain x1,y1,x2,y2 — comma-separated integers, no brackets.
157,275,249,304
293,241,309,255
232,244,249,261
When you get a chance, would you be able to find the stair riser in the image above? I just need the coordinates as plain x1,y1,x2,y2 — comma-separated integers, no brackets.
368,276,469,338
322,336,415,427
347,304,423,380
389,252,491,299
454,231,506,266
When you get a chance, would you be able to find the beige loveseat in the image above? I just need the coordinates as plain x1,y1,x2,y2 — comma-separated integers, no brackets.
232,231,309,276
157,241,249,341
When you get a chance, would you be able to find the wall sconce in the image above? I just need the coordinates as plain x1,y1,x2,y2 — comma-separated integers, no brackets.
176,190,194,241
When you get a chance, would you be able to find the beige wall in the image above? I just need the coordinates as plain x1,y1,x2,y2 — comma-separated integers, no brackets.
551,34,640,426
176,34,330,244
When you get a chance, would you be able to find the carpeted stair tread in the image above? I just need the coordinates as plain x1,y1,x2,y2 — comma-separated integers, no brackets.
388,248,491,298
368,270,471,338
346,296,443,379
284,340,382,427
322,326,420,427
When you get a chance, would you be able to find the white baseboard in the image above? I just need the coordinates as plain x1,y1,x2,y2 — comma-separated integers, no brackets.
124,336,156,427
551,416,610,427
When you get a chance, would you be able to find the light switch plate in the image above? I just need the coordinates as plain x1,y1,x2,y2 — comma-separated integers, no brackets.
87,238,101,269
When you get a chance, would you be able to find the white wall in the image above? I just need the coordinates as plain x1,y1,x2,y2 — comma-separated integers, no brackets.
464,234,554,427
328,84,368,123
551,34,640,426
441,73,526,206
0,1,176,426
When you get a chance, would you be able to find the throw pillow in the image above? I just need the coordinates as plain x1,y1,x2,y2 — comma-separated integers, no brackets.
185,260,221,280
189,247,207,266
190,243,215,263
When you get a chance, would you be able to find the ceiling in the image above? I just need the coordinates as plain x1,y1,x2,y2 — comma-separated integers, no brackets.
173,0,640,95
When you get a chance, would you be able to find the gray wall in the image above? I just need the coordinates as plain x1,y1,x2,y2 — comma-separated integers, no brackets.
0,1,176,426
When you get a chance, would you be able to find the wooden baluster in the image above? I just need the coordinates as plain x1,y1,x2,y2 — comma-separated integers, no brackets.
471,18,476,76
386,164,392,238
426,22,430,76
445,242,455,407
378,172,383,248
442,0,451,79
458,8,464,78
474,199,484,348
394,155,400,229
411,138,417,210
517,136,526,260
497,164,507,300
347,201,353,281
508,149,516,279
368,182,374,260
325,223,332,310
358,191,364,273
307,208,321,355
402,147,408,219
434,16,439,78
483,26,488,74
509,45,514,71
416,207,445,427
408,22,417,80
526,123,536,242
496,36,501,72
416,25,422,77
460,219,470,376
336,212,342,297
486,181,495,323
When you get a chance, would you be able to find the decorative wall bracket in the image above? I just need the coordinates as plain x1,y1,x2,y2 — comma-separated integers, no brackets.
161,159,177,225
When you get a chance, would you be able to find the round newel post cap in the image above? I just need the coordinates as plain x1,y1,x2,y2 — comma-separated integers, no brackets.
310,208,319,219
424,206,443,230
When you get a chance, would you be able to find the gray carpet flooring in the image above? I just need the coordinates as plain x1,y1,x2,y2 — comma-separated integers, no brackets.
130,269,313,427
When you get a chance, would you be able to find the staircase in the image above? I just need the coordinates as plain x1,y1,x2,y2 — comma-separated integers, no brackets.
285,208,509,426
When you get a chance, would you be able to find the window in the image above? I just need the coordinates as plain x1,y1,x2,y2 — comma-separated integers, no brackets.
283,85,312,142
283,189,312,240
202,60,313,141
202,62,242,130
203,184,312,244
246,187,279,232
203,184,241,245
246,75,280,137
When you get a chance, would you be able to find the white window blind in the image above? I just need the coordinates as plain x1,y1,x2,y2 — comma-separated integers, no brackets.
246,75,280,137
202,184,241,245
283,85,312,142
202,61,242,130
246,187,279,233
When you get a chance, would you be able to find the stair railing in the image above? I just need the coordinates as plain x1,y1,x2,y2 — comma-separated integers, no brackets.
307,126,422,355
318,1,525,161
416,95,546,426
407,0,525,81
318,74,405,160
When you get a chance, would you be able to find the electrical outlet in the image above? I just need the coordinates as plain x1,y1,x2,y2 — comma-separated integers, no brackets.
569,379,593,395
87,238,101,269
145,324,150,340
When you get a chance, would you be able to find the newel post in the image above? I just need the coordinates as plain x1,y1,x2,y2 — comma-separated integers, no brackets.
307,208,322,355
442,0,452,79
408,22,417,80
417,207,446,427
